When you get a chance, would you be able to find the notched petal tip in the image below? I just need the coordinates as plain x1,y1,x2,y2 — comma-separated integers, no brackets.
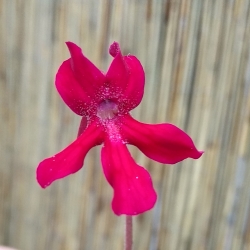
195,150,204,159
184,148,203,163
109,42,121,57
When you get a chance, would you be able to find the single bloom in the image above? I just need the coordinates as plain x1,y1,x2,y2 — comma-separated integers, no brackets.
37,41,203,216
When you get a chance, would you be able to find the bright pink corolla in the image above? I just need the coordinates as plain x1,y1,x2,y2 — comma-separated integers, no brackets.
37,42,203,216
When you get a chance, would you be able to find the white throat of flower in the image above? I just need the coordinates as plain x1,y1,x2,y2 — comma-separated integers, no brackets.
97,100,122,142
97,100,118,120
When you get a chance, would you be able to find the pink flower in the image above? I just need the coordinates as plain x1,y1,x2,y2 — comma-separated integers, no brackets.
37,42,203,216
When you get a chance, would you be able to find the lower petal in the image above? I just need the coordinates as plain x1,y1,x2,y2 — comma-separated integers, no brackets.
101,139,157,216
37,120,104,188
122,115,203,164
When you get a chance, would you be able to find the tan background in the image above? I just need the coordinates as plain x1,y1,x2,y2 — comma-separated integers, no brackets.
0,0,250,249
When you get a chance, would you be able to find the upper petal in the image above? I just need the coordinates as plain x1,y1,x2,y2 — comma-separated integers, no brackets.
122,115,203,164
105,43,129,98
37,120,104,188
55,59,92,116
122,55,145,110
106,42,145,112
101,138,157,216
66,42,105,97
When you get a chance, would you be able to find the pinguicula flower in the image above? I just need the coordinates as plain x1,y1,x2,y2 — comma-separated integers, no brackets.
37,42,203,216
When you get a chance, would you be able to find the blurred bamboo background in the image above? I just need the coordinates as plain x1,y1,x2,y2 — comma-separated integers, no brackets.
0,0,250,249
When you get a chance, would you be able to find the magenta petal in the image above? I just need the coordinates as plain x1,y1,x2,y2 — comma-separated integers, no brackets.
55,59,92,115
101,139,157,216
106,45,129,95
107,42,145,111
122,115,203,164
37,120,104,188
66,42,105,96
123,55,145,109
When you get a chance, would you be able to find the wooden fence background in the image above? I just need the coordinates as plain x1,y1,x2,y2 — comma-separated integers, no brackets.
0,0,250,249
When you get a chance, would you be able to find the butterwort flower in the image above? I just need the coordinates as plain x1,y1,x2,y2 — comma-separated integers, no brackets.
37,42,203,215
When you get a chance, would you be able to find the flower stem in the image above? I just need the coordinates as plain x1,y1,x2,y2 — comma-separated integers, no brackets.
125,215,133,250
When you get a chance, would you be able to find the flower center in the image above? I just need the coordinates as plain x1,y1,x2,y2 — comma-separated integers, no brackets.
97,100,122,142
97,100,118,121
